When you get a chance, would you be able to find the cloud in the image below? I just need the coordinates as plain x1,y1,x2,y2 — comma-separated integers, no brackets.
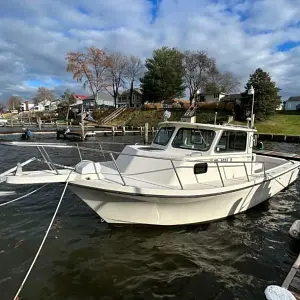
0,0,300,102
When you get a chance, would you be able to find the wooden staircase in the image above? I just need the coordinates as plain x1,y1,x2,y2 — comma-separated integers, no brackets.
100,105,127,124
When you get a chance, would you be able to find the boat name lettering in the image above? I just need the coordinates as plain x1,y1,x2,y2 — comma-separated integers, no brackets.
211,158,233,162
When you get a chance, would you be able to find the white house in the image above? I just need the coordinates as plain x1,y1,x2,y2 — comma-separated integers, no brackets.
196,92,227,103
33,100,59,111
20,101,35,112
70,92,114,113
284,97,300,111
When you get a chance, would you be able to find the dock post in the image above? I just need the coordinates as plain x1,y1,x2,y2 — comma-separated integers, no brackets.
144,123,149,144
140,126,143,136
112,126,115,136
122,126,126,136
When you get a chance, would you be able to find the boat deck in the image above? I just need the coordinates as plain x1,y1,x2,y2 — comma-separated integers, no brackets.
282,253,300,299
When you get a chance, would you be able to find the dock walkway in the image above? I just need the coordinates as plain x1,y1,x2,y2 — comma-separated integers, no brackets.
282,254,300,299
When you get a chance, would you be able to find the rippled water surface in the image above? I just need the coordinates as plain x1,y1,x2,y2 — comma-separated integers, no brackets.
0,133,300,300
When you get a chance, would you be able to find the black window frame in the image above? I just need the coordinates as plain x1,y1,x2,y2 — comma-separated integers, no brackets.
215,130,247,153
153,126,175,146
171,128,216,152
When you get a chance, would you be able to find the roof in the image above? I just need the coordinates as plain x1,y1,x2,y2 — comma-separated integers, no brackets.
121,88,142,96
162,98,189,104
158,121,257,132
221,94,242,101
200,92,227,95
286,96,300,102
83,92,114,101
72,94,88,100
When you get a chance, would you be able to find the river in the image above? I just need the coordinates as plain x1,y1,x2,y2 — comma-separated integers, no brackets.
0,133,299,300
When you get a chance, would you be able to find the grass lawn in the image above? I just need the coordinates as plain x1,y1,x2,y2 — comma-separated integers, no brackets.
105,109,300,136
235,114,300,135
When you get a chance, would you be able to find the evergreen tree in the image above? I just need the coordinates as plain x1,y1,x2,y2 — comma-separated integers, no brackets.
244,68,281,119
140,47,185,102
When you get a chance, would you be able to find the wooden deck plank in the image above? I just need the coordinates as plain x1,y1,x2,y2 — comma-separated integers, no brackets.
282,253,300,299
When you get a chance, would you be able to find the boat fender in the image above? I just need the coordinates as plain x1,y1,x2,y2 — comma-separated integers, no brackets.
289,220,300,240
257,141,264,150
265,285,296,300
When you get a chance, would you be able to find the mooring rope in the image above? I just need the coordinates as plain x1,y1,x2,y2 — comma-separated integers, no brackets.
13,172,72,300
0,184,48,207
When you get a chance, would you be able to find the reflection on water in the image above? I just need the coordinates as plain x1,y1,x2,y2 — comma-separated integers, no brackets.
0,135,300,299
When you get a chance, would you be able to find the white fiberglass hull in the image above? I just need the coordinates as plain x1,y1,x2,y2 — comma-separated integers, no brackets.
68,165,299,226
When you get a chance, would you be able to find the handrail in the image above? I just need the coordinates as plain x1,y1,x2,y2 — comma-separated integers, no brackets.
109,153,126,185
1,141,270,190
170,160,183,189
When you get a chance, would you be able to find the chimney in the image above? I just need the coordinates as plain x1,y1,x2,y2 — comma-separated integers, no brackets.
25,101,29,111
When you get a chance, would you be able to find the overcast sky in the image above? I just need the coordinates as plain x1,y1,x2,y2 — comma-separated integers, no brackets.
0,0,299,102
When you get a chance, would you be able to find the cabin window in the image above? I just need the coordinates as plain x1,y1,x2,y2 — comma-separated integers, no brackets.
215,131,247,152
153,127,175,146
172,128,215,151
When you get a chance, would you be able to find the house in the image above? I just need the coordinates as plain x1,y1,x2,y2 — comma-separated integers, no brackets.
195,92,227,103
32,100,59,112
72,94,88,101
284,97,300,111
71,92,114,113
276,102,284,110
20,101,35,112
219,93,243,105
118,88,143,108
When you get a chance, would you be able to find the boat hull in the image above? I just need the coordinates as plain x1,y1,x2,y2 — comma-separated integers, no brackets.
68,166,299,225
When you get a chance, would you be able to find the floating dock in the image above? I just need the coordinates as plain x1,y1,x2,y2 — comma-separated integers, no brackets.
282,254,300,299
255,133,300,143
254,150,300,161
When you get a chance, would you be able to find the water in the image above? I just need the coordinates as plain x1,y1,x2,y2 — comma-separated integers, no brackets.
0,134,300,300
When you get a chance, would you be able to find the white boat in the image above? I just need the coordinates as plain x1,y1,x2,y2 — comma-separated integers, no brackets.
0,119,8,127
1,120,300,226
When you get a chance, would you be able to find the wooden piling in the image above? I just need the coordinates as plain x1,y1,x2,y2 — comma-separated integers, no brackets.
112,126,115,136
122,126,126,136
144,123,149,144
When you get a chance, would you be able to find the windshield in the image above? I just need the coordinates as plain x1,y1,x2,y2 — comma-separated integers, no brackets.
153,126,175,146
172,128,215,151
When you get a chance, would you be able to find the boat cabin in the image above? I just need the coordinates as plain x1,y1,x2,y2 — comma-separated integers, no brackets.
113,122,259,189
151,121,256,156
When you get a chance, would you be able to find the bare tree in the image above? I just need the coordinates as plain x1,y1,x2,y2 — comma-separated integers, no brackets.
7,96,22,111
205,70,240,94
125,56,144,107
33,87,56,105
66,47,110,98
182,50,217,103
217,71,240,93
105,52,128,107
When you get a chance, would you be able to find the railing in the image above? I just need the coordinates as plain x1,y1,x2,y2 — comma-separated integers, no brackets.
101,105,126,124
0,141,269,190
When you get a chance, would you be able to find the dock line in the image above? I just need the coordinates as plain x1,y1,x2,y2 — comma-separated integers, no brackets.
13,172,72,300
0,184,48,207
